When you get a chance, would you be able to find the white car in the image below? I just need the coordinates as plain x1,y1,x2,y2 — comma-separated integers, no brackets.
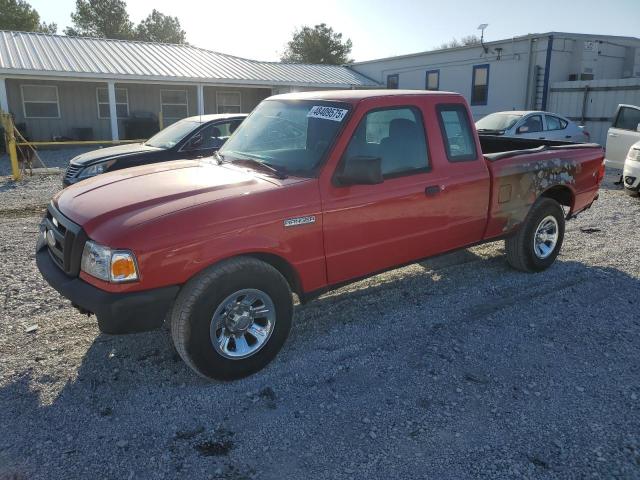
605,104,640,170
623,140,640,196
476,111,590,142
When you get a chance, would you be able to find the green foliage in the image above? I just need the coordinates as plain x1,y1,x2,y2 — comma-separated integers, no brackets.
281,23,352,65
135,9,186,44
64,0,133,39
0,0,57,34
64,0,187,44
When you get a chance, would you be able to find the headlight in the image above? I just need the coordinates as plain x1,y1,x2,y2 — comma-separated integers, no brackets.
77,160,116,179
81,240,139,283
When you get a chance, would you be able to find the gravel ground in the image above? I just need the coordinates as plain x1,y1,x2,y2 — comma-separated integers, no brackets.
0,169,639,480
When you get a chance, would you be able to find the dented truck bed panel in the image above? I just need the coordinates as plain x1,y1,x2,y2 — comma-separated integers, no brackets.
483,145,604,239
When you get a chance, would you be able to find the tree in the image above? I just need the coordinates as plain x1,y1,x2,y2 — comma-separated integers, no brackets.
281,23,352,64
439,34,480,50
0,0,57,33
64,0,133,40
135,9,186,44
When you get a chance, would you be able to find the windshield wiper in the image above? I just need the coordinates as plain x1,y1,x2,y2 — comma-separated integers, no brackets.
229,156,288,180
214,150,224,165
241,158,288,180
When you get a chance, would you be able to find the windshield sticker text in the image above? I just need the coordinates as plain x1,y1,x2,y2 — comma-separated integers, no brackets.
307,106,348,122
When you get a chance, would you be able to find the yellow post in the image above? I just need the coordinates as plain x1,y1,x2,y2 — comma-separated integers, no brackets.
1,113,20,180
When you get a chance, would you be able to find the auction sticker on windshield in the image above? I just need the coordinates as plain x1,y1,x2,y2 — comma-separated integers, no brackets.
307,106,348,122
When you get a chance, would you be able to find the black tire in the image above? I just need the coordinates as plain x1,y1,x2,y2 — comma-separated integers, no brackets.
505,198,565,273
624,187,640,197
171,257,293,380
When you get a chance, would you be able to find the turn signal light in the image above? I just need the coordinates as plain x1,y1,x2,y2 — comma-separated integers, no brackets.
111,253,138,282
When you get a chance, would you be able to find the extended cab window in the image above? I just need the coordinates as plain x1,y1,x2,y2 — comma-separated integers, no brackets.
613,106,640,131
342,107,429,177
437,104,477,162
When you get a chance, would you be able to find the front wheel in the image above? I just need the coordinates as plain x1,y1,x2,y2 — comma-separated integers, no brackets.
505,198,565,272
171,257,293,380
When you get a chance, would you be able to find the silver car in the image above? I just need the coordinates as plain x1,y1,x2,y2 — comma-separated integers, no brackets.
476,111,590,142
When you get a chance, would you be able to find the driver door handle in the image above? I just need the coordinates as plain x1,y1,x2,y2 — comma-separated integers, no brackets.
425,185,441,196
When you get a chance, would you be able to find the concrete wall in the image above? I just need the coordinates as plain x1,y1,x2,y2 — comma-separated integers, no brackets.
5,79,272,141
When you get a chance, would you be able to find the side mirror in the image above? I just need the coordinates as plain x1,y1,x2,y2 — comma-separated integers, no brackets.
335,156,383,186
517,126,529,134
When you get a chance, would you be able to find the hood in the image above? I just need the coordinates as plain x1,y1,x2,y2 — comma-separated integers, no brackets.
55,159,293,240
70,143,161,166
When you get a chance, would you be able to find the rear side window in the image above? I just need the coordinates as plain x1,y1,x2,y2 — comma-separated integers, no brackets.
613,106,640,131
343,107,429,177
437,104,477,162
546,115,567,131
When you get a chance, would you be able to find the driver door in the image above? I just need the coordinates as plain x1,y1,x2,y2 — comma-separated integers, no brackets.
321,105,448,284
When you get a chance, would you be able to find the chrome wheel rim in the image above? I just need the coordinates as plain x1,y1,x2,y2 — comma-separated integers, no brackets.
533,215,559,259
210,289,276,359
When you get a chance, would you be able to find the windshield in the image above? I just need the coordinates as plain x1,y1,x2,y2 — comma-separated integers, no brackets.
220,99,350,176
145,119,199,149
476,113,522,131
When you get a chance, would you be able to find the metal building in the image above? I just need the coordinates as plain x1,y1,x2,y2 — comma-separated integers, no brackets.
0,31,378,141
350,32,640,129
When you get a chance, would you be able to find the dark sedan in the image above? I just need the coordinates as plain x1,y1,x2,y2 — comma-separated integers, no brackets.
63,114,247,186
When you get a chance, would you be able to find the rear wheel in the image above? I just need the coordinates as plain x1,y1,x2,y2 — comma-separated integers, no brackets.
171,257,293,380
505,198,565,272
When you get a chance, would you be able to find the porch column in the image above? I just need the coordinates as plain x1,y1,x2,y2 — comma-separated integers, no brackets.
107,81,119,141
0,78,8,113
197,84,204,115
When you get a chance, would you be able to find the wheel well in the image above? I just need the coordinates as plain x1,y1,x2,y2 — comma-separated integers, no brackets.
244,252,302,297
540,185,574,211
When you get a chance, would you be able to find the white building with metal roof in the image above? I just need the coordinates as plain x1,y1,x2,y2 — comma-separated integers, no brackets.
350,32,640,126
0,31,378,141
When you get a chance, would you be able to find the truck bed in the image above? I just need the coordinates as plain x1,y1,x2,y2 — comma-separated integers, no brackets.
478,135,605,239
479,135,602,159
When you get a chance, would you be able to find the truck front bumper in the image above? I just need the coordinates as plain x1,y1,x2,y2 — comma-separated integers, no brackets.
36,247,180,334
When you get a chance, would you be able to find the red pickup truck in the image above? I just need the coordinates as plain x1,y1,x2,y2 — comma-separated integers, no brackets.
37,90,605,380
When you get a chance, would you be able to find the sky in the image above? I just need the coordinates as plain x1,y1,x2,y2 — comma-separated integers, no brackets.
29,0,640,62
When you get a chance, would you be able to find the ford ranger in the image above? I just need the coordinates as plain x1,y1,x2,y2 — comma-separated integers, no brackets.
36,90,605,380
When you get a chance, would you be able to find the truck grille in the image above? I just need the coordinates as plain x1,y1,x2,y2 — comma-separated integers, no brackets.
64,163,82,181
42,204,86,276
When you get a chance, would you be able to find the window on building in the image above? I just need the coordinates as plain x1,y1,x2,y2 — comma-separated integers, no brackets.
425,70,439,90
613,106,640,131
386,74,399,89
437,104,477,162
21,85,59,118
96,87,129,119
342,107,428,177
161,89,189,121
471,64,489,106
216,91,241,113
545,115,567,131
